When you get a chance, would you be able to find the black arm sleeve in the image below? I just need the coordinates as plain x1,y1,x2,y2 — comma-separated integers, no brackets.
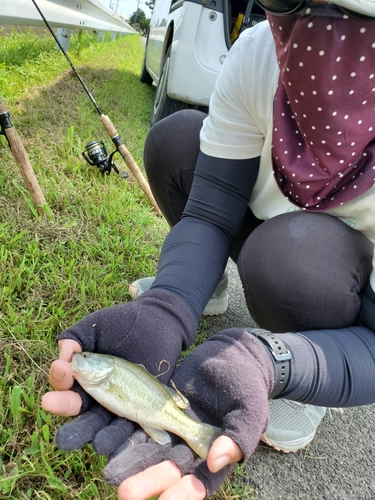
150,152,260,323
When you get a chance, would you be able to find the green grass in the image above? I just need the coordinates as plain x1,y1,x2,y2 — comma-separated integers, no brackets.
0,28,257,499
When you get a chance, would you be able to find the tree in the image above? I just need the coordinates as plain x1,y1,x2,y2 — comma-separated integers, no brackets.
130,8,146,25
129,8,149,31
145,0,155,12
142,18,150,31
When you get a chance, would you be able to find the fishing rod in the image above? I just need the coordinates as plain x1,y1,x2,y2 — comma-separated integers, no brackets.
0,95,48,215
30,0,162,215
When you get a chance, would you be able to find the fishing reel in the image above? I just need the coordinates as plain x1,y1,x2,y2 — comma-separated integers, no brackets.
83,139,126,176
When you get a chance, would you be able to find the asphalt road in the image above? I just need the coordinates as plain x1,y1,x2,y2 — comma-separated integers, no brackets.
204,260,375,500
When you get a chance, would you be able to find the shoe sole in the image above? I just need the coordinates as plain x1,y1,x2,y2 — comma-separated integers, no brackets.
203,294,229,316
260,431,316,453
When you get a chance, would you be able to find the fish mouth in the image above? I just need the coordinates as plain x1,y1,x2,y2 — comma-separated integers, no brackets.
71,352,81,372
71,352,94,377
71,352,114,384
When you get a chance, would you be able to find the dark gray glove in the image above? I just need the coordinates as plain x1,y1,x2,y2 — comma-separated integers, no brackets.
55,289,197,455
104,327,275,498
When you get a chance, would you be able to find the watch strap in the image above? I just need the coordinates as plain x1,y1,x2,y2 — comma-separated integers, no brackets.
250,328,291,399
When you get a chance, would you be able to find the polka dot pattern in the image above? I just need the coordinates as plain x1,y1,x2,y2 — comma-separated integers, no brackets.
268,13,375,211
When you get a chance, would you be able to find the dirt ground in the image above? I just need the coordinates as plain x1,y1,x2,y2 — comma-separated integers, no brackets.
204,260,375,500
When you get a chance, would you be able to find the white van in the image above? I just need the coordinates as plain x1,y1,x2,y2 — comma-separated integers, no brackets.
140,0,265,124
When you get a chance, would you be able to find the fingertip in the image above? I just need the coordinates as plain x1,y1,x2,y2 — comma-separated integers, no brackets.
207,436,243,473
58,339,82,361
41,392,59,412
49,360,74,390
118,461,182,500
159,474,206,500
208,453,231,473
41,390,82,416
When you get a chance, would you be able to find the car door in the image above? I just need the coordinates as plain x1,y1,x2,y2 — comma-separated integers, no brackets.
146,0,173,80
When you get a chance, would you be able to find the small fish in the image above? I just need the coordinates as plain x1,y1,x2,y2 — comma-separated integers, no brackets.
71,352,221,459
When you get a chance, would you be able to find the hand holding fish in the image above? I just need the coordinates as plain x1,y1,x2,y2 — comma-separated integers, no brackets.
45,338,242,500
42,289,275,499
105,328,274,499
43,289,197,453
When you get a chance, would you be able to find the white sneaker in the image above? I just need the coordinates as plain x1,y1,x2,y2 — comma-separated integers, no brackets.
128,273,229,316
260,399,327,453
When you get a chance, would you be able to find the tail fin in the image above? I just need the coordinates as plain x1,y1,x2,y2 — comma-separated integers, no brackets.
187,423,222,460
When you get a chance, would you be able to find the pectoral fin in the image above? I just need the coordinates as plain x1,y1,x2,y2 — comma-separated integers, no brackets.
142,425,172,446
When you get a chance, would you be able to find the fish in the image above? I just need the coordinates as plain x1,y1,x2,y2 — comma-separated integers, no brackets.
71,352,222,459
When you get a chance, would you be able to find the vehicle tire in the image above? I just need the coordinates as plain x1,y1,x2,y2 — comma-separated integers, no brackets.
150,46,190,126
139,43,153,85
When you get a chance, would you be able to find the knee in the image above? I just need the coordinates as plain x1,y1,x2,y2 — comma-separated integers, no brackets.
237,212,372,332
144,110,206,178
143,110,207,226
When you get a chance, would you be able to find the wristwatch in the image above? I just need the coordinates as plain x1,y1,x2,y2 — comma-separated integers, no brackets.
250,328,291,399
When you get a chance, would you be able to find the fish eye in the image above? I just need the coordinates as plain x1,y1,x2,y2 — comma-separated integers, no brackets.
82,352,90,359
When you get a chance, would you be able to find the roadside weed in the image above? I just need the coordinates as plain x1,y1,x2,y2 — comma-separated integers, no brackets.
0,28,257,499
213,464,258,499
0,28,164,498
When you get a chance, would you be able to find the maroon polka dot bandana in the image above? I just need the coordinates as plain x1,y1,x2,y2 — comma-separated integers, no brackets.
269,11,375,211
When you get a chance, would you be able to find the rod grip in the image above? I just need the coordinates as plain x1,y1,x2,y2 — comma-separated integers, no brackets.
0,96,47,212
100,114,162,216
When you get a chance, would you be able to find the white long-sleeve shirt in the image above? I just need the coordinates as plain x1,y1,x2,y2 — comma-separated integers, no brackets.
200,20,375,291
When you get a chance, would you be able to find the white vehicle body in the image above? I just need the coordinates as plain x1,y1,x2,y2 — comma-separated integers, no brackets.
140,0,265,124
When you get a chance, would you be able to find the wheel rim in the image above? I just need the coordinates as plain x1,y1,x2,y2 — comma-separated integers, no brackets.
153,52,170,117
